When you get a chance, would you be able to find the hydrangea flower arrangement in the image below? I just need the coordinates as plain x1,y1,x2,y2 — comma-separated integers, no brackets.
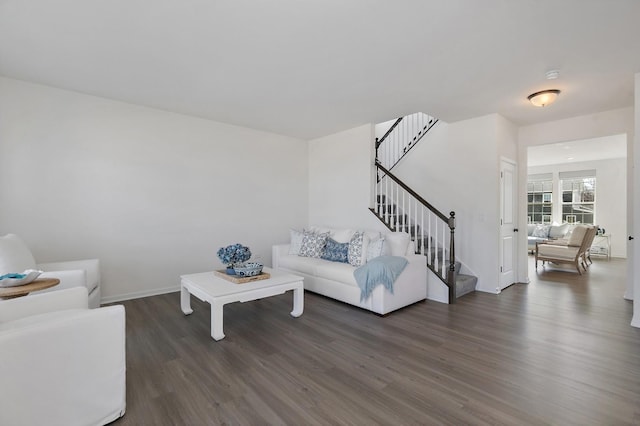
217,243,252,267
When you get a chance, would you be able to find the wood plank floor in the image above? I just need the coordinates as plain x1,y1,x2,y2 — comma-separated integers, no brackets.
111,258,640,425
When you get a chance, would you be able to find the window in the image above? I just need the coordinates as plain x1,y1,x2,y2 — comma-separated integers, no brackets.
527,174,553,224
560,170,596,225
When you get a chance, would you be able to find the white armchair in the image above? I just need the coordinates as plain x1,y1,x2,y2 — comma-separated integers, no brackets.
0,287,126,426
0,234,101,308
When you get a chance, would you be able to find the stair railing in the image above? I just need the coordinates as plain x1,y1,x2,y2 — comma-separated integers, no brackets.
375,112,439,172
370,162,457,302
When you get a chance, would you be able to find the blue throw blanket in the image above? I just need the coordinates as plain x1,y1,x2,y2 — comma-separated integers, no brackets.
353,256,408,301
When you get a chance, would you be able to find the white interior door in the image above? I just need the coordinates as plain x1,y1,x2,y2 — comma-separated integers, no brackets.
500,159,517,290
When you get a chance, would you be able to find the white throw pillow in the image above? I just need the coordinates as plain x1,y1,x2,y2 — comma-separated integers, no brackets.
366,237,388,262
531,225,551,239
330,229,355,244
0,234,37,275
288,229,304,255
385,232,411,256
549,223,570,239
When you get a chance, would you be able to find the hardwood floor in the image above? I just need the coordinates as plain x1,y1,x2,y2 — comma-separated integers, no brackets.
112,258,640,425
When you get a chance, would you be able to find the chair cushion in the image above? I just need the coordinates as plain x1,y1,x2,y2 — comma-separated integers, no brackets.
538,244,580,259
568,225,588,246
0,234,37,276
0,309,85,331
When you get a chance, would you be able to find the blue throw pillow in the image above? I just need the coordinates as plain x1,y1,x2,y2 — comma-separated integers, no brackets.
321,238,349,263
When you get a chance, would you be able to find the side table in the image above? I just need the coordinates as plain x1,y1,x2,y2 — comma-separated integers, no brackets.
0,278,60,299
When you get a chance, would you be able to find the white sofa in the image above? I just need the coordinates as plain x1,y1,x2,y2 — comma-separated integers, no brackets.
272,227,427,315
0,234,101,308
0,287,126,425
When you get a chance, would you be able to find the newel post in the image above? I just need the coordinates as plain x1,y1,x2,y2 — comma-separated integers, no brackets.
448,211,456,303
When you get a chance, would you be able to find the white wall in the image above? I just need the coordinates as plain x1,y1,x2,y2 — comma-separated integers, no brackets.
528,158,627,258
517,107,635,307
308,124,386,231
392,114,516,294
0,77,308,302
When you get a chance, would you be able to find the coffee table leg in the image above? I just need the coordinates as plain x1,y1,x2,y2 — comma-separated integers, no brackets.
290,285,304,317
181,284,193,315
211,301,225,340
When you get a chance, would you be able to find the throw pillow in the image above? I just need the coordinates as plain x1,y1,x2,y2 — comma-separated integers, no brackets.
330,229,355,244
0,234,37,275
299,231,329,258
549,223,570,239
366,237,387,262
288,229,304,255
320,238,349,263
531,225,551,239
348,231,366,266
385,232,411,256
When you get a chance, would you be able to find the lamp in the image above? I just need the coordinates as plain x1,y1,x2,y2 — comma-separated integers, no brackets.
528,89,560,107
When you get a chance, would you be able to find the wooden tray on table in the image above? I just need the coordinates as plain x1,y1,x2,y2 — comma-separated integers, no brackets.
213,270,271,284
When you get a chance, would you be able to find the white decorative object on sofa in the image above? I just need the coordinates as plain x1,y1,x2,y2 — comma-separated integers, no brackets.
273,227,426,315
0,287,126,425
0,234,101,308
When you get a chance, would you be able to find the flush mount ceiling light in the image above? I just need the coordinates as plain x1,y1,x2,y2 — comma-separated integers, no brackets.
528,89,561,107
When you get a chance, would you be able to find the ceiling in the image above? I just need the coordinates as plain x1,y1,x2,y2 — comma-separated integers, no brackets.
527,134,627,167
1,0,639,140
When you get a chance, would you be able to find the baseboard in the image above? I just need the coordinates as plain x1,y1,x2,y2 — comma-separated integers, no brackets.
101,285,180,304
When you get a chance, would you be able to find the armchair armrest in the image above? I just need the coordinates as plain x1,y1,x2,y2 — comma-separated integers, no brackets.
39,269,86,290
37,258,100,290
272,244,291,269
0,287,89,322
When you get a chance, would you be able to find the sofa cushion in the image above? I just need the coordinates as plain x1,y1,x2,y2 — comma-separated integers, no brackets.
277,255,327,276
527,224,537,236
299,231,329,258
315,261,358,287
0,234,37,276
385,232,411,256
321,238,349,263
288,229,304,255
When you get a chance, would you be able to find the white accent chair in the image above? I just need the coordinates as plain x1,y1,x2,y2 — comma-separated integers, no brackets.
0,234,101,308
0,287,126,426
535,225,598,274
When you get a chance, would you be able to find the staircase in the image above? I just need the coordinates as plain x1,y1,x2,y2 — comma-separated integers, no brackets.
370,113,477,302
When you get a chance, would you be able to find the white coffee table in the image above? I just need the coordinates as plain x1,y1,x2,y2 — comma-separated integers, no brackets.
180,267,304,341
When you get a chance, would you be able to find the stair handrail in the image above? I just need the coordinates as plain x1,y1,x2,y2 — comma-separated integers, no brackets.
375,113,439,172
373,161,457,303
375,117,403,149
375,162,449,222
